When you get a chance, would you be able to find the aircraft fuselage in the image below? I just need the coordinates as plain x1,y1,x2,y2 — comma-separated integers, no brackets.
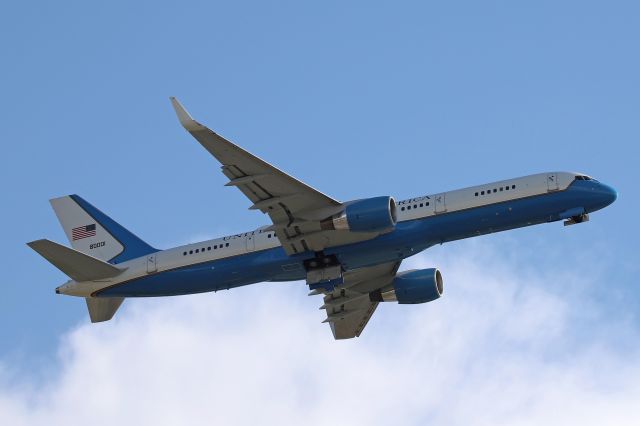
56,171,617,298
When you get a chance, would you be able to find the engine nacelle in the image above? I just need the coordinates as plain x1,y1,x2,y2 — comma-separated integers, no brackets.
370,268,443,304
321,196,397,233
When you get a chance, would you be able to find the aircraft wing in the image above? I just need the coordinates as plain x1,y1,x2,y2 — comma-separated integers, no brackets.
170,98,380,255
319,261,400,339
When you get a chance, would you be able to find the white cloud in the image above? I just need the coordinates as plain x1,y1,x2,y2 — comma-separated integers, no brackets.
1,241,639,425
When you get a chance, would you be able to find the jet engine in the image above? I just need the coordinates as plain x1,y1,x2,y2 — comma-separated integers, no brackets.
321,196,397,233
370,268,443,304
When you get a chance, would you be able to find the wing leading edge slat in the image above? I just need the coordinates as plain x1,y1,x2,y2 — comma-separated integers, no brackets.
170,97,345,254
170,97,392,255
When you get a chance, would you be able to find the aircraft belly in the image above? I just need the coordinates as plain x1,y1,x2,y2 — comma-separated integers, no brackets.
97,249,305,297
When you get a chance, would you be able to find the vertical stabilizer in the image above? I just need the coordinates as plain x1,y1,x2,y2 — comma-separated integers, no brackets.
50,195,157,264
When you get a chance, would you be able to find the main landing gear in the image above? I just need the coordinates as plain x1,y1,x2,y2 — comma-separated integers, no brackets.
304,252,343,293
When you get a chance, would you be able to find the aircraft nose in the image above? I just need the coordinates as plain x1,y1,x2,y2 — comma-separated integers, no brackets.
587,181,617,212
599,182,618,207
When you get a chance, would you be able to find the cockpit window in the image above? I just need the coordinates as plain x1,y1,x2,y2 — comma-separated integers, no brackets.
575,175,593,181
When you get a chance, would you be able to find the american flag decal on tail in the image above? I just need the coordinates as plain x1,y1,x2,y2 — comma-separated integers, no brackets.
72,224,96,241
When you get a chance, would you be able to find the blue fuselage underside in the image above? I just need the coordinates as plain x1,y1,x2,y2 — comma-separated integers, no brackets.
96,181,605,298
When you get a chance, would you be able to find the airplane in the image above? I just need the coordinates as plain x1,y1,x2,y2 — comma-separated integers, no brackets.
27,98,618,339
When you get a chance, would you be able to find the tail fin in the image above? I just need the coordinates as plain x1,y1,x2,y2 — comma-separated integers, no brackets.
27,239,125,282
50,195,157,264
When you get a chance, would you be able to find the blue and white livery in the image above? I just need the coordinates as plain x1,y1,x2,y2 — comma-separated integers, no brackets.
28,98,618,339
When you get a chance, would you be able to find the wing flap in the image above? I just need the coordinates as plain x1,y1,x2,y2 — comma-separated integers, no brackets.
330,301,379,339
317,261,400,339
170,97,390,255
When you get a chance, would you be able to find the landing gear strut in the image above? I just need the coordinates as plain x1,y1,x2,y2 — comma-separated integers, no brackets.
564,213,590,226
304,252,343,292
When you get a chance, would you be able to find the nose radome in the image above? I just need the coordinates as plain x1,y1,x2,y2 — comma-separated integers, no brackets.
603,183,617,205
598,182,618,207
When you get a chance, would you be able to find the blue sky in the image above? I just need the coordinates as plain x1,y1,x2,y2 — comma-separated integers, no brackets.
1,1,638,423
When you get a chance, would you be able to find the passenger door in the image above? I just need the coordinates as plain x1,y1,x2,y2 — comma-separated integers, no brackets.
146,254,157,274
246,234,256,252
434,193,447,214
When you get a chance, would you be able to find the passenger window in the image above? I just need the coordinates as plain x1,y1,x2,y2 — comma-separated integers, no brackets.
475,192,478,196
226,243,229,247
401,207,405,211
426,202,429,206
493,189,497,193
214,245,217,249
512,185,516,189
499,187,503,191
481,191,485,195
414,205,417,209
420,203,423,207
208,247,211,251
407,206,411,210
268,234,271,238
183,252,187,256
505,186,509,191
195,249,199,253
189,250,193,254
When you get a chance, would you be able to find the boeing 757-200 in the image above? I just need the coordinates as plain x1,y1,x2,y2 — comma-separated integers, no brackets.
27,98,617,339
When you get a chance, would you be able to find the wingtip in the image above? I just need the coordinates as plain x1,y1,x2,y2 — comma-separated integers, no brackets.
170,97,204,131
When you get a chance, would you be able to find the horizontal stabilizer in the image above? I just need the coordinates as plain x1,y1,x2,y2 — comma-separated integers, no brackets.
27,239,125,282
85,297,125,322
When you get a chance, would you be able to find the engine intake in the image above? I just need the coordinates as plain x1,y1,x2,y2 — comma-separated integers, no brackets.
321,196,397,233
370,268,443,304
